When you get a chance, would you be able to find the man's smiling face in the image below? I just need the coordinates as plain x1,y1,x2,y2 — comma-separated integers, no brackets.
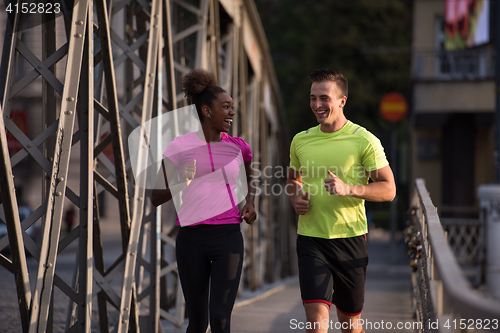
310,80,346,127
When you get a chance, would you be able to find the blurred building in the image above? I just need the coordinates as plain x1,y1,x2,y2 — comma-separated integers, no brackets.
411,0,494,218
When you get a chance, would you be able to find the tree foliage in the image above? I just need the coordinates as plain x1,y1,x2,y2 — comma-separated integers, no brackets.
255,0,412,137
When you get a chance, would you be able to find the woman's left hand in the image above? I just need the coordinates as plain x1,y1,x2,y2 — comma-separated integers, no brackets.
241,202,257,225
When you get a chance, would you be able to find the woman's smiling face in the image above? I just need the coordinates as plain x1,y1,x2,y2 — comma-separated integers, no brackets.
208,92,235,133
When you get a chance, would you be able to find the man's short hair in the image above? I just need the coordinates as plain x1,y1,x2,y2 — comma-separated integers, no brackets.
308,69,348,98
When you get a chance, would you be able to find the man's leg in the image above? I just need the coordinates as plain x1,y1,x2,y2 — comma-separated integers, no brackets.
304,302,330,333
336,310,364,333
297,236,334,333
330,235,368,333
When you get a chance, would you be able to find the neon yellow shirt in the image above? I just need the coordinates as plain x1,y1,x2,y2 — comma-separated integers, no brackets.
289,121,389,239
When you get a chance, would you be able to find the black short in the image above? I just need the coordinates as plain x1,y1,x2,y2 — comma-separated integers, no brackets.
296,234,368,316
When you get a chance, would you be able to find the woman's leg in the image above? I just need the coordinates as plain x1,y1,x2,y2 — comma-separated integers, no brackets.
208,230,244,333
176,233,211,333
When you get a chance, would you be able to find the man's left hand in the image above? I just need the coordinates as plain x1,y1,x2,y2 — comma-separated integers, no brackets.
324,170,350,196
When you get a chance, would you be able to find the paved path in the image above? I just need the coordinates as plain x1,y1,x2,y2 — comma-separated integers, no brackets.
162,229,417,333
229,229,416,333
0,195,415,333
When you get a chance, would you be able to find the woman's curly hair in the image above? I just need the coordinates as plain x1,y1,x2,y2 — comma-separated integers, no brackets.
181,69,225,121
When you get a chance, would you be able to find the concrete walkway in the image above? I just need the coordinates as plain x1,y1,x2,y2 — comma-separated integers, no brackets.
161,228,417,333
230,229,416,333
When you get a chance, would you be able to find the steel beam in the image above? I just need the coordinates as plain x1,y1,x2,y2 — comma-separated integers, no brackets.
95,0,132,253
0,9,31,333
29,0,90,331
0,107,31,333
0,0,293,331
93,0,135,329
0,3,19,111
76,3,95,330
117,0,161,329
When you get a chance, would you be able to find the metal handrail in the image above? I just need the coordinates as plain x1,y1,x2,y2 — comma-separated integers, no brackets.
411,179,500,330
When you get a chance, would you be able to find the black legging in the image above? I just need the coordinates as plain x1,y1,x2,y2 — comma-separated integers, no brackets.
176,223,244,333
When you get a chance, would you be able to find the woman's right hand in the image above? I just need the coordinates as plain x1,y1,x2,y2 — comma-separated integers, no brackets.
183,159,196,186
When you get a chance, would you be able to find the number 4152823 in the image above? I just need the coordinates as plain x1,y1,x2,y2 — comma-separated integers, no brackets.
5,2,61,14
444,318,498,330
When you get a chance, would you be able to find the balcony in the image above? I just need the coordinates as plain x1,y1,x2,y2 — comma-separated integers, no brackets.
413,49,495,81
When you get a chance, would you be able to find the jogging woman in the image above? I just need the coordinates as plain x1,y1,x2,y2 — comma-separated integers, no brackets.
151,68,256,333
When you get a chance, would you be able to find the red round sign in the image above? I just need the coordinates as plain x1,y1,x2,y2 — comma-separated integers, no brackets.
379,92,408,123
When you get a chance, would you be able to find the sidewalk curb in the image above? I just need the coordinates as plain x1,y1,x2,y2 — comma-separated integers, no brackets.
234,277,297,309
367,264,411,275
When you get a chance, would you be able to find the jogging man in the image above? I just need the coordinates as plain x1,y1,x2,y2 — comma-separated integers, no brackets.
287,69,396,333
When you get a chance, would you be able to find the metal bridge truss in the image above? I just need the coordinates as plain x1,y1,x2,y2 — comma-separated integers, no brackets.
0,0,293,332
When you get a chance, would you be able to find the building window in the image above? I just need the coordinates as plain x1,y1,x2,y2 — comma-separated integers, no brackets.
413,15,493,80
435,16,493,80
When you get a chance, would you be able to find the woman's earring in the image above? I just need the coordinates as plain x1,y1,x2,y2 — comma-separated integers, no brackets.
208,115,211,118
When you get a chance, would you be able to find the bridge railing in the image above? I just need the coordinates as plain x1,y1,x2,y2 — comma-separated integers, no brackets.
410,179,500,333
440,217,483,285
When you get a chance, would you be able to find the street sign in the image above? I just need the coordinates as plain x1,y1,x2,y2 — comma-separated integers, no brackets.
379,92,408,123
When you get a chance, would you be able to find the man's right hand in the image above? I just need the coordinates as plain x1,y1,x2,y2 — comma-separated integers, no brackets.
293,191,309,215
